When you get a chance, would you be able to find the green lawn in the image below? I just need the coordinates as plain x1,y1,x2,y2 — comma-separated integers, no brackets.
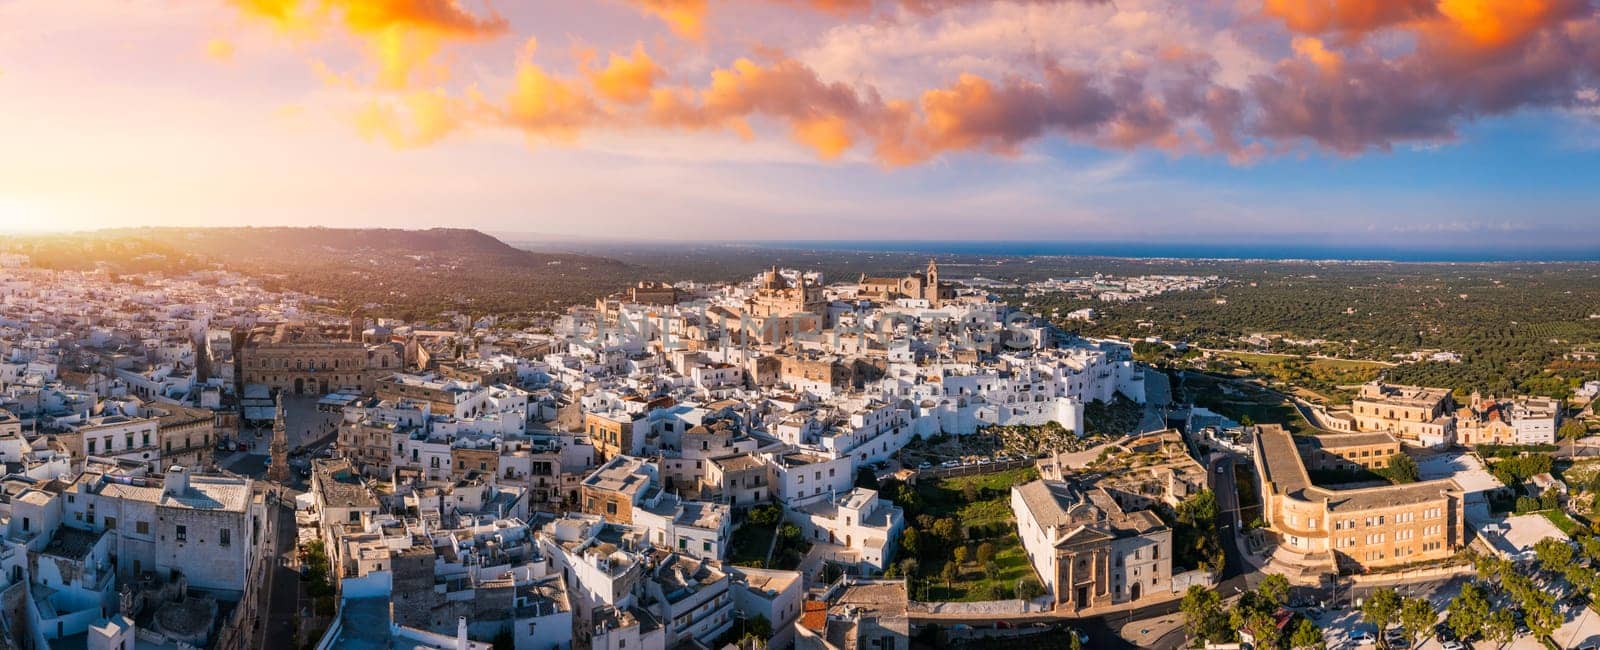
921,536,1036,602
728,523,775,567
1543,509,1583,536
900,468,1044,601
914,467,1038,524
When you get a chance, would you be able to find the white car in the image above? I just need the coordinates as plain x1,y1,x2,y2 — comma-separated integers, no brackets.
1440,642,1465,650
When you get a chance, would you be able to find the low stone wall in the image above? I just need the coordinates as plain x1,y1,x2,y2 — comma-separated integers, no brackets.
1348,562,1473,585
911,597,1053,616
914,457,1033,480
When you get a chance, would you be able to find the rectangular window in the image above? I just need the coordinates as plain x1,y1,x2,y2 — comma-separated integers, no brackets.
137,521,150,535
220,528,231,547
175,525,187,543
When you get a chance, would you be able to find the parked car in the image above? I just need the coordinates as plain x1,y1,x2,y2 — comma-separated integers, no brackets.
917,461,932,470
1433,623,1455,642
1440,641,1465,650
1350,630,1375,645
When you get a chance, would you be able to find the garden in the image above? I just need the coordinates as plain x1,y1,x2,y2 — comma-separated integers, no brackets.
883,467,1046,601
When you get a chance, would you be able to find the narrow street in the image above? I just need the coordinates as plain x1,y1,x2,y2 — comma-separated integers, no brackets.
255,496,301,649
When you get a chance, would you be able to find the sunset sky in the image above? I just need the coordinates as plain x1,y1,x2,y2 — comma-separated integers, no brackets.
1,0,1598,248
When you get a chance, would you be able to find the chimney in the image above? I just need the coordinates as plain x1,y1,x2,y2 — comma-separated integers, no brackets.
456,616,469,650
165,466,189,496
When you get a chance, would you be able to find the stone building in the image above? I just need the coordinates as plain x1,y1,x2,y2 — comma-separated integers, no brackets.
1012,479,1173,609
627,281,683,306
374,374,481,419
237,323,398,396
746,267,827,318
63,466,261,595
795,579,910,650
450,442,500,478
586,410,645,462
1252,425,1465,576
1300,432,1403,472
62,414,161,470
579,455,658,524
857,260,953,308
1349,381,1456,446
151,404,215,469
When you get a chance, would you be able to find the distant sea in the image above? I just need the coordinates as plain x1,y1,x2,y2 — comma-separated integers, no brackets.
742,240,1600,263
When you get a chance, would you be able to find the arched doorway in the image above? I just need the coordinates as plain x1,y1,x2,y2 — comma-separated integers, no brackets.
294,378,304,395
1130,583,1141,601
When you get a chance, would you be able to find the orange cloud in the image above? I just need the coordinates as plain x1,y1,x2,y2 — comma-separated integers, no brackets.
228,0,508,89
792,115,853,159
622,0,1102,40
911,68,1115,160
355,88,465,148
1262,0,1437,36
498,40,599,142
630,0,707,40
1291,36,1343,71
1432,0,1574,50
338,0,508,37
584,44,663,105
219,0,1600,167
1262,0,1587,54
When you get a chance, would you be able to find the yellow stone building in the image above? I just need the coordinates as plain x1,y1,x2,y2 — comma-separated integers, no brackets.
1253,425,1464,575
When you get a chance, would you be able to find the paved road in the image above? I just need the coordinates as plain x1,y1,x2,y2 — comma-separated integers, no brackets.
252,495,301,649
1208,454,1253,591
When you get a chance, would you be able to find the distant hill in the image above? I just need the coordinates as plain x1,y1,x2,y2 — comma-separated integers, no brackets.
6,227,638,317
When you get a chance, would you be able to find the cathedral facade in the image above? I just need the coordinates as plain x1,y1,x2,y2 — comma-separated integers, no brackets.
858,260,953,307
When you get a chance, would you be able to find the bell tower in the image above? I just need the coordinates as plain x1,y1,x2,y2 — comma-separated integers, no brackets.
268,392,290,483
349,308,364,343
925,258,940,307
